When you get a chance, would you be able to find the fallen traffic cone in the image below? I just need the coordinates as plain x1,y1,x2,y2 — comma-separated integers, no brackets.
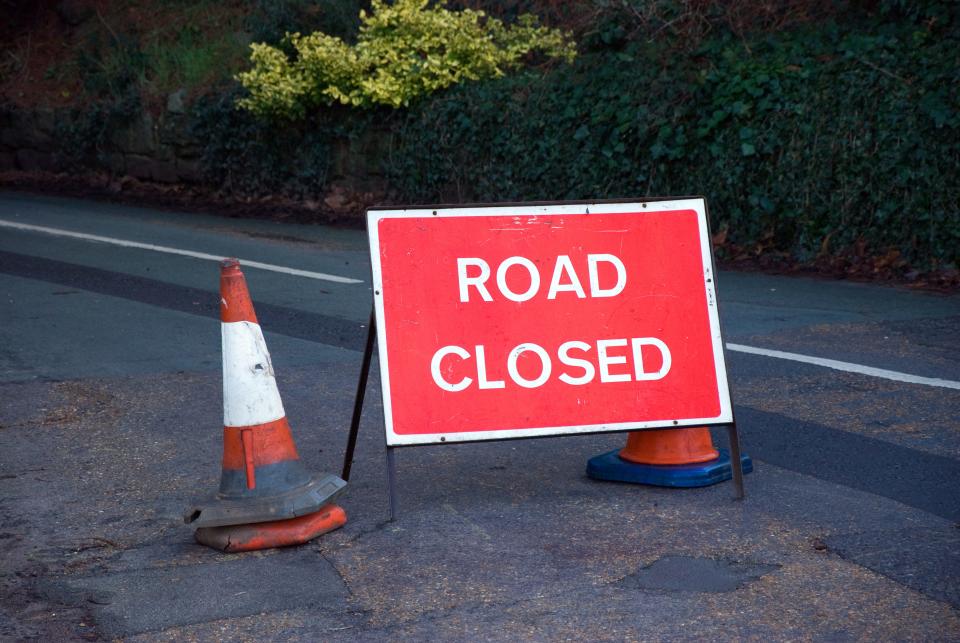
586,427,752,487
190,506,347,554
184,258,346,551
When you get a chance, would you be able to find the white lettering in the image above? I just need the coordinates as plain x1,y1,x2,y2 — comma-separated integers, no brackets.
430,345,472,391
597,338,631,383
588,254,627,298
457,258,493,302
429,337,670,391
475,345,505,389
496,256,540,302
631,337,672,380
558,340,595,385
547,255,587,299
506,343,552,388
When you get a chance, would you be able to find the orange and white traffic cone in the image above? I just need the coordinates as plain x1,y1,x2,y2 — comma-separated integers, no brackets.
586,427,752,487
184,258,346,551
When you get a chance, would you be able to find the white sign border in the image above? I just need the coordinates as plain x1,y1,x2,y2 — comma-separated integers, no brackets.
367,198,733,446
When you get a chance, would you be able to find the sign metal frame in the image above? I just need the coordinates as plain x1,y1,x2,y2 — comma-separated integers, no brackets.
341,197,746,517
367,197,733,446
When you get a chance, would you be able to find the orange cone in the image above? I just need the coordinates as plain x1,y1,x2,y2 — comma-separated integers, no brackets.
190,505,348,553
618,427,719,465
184,258,346,551
587,427,751,487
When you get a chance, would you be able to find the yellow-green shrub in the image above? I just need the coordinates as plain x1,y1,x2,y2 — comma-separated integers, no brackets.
237,0,575,117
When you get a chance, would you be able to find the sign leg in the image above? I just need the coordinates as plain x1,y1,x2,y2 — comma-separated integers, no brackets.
341,308,376,481
386,446,399,521
725,423,746,500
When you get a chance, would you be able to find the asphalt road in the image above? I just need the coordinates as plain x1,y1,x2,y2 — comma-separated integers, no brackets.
0,192,958,641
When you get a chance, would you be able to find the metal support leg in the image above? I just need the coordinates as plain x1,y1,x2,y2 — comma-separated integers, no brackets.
341,308,376,482
726,423,745,500
386,447,398,521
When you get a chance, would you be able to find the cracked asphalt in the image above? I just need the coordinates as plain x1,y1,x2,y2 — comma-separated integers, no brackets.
0,193,958,641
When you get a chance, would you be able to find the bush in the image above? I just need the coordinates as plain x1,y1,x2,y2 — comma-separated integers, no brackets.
235,0,575,117
386,10,959,269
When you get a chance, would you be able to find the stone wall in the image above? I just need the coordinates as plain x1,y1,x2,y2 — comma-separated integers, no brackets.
0,94,391,207
0,91,202,184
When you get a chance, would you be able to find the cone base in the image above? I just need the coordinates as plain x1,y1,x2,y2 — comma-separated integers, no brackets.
185,472,346,529
587,447,752,488
194,504,347,552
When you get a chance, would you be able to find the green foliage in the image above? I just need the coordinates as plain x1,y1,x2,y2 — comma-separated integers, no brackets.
75,32,149,101
387,12,960,268
70,5,247,101
58,0,955,272
244,0,366,45
236,0,576,116
190,87,373,198
56,89,141,168
142,26,247,95
874,0,955,23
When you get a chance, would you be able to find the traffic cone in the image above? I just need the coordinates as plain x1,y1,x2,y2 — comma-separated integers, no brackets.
184,258,347,551
586,427,752,487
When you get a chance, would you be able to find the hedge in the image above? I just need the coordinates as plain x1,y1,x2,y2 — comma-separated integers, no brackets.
385,10,959,268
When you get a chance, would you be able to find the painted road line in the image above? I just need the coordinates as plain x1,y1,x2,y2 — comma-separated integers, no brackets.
0,219,363,284
727,343,960,390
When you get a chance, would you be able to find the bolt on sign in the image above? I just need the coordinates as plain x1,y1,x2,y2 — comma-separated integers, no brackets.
367,199,732,446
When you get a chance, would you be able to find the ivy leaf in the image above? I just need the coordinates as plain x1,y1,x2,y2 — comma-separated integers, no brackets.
574,124,590,140
741,142,756,156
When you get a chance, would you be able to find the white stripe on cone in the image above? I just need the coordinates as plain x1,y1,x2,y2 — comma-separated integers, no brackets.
222,321,286,427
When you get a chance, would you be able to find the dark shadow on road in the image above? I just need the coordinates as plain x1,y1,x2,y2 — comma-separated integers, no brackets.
736,406,960,522
0,250,368,351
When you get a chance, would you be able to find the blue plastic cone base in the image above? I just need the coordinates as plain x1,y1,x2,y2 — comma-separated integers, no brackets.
586,447,752,488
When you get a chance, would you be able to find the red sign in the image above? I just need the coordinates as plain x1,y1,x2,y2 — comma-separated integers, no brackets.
367,199,732,446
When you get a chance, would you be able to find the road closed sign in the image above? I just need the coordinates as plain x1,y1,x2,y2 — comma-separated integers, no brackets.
367,199,732,446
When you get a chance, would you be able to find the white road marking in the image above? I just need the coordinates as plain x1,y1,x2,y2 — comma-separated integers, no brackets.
0,219,363,284
726,343,960,390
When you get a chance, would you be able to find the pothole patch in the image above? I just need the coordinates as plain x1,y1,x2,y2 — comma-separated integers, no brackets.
617,555,779,593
